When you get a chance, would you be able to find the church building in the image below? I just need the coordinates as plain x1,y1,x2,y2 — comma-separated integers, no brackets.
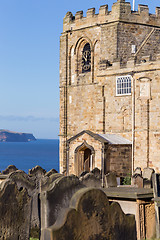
59,0,160,177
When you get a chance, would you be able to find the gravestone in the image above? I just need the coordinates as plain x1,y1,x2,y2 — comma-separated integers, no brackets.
142,168,154,181
29,165,46,178
133,167,142,177
143,168,154,189
45,169,58,177
40,175,84,239
8,170,36,196
91,167,101,179
44,188,136,240
2,165,18,174
105,172,117,187
79,172,101,188
8,169,39,238
0,180,31,239
132,174,143,188
41,173,63,192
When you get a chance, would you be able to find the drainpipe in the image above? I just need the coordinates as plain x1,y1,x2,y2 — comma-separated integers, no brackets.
64,33,68,174
101,144,105,188
132,75,135,175
66,142,69,176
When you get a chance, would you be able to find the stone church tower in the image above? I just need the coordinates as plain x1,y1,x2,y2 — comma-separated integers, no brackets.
59,0,160,176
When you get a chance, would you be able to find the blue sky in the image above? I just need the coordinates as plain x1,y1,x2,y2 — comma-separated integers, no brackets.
0,0,159,139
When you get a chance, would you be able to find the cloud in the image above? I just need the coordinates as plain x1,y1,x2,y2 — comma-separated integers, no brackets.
0,115,59,122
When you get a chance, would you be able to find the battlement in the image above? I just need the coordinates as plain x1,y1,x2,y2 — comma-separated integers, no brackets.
63,0,160,32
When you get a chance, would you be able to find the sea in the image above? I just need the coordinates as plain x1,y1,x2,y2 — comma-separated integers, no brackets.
0,139,59,174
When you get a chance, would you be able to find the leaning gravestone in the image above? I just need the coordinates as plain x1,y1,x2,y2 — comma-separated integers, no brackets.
0,180,31,240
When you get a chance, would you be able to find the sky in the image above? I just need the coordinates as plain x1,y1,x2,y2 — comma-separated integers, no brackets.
0,0,159,139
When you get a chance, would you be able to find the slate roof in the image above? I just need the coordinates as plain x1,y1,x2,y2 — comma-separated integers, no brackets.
67,130,131,145
98,134,132,145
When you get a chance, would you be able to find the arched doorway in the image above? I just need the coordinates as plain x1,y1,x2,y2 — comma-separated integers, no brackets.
75,141,95,176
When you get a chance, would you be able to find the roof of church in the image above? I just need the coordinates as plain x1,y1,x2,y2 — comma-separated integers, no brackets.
98,134,132,145
67,130,131,145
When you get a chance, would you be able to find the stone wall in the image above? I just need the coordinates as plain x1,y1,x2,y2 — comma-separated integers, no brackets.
105,144,132,177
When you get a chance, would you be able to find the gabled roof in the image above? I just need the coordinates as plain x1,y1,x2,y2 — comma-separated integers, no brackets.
67,130,106,144
67,130,131,145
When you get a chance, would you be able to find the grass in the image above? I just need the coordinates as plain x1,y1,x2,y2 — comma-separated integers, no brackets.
122,174,131,185
30,238,39,240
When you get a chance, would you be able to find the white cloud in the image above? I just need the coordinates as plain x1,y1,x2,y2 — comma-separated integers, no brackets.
0,115,59,122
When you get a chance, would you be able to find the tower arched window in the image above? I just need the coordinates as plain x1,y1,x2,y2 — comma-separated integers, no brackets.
82,43,91,73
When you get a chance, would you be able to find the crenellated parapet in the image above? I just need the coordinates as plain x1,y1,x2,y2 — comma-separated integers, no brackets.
63,0,160,32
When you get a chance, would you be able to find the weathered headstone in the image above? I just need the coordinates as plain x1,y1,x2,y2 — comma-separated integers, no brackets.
2,165,18,174
143,168,154,189
0,180,31,239
132,174,143,188
142,167,154,181
29,165,46,178
40,175,84,239
79,172,101,188
9,170,36,196
41,173,63,192
8,170,39,238
45,168,58,177
44,188,136,240
91,167,101,179
133,167,142,177
105,172,117,187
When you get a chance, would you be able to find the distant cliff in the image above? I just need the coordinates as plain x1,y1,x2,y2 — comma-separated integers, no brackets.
0,130,36,142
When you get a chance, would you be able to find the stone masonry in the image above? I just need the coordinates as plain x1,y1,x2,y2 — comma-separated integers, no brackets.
60,0,160,175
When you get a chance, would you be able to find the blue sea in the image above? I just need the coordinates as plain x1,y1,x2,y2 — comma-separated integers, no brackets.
0,139,59,174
